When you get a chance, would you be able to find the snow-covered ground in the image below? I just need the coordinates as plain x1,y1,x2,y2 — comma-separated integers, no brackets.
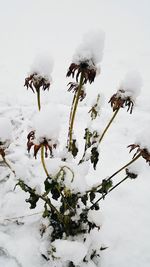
0,0,150,266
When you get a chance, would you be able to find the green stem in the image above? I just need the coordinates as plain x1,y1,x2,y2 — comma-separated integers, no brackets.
67,92,77,147
98,108,120,144
37,89,41,111
89,175,129,210
41,146,49,177
68,73,84,151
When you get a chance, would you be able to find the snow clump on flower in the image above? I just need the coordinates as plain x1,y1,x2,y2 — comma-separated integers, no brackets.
30,54,54,81
73,29,105,66
119,70,143,100
33,105,60,144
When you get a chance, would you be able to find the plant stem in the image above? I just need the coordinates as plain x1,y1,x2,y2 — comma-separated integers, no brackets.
106,153,141,182
98,108,119,144
89,175,129,210
37,89,41,111
85,153,141,195
68,73,84,151
67,92,77,147
40,194,62,219
41,146,49,177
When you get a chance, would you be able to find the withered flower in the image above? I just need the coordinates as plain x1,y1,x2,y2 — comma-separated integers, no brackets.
128,144,150,165
109,89,134,114
67,82,86,101
27,131,57,158
24,72,50,93
66,61,97,84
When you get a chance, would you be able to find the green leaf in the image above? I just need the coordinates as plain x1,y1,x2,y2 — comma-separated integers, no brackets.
91,147,99,169
89,191,96,203
81,194,88,205
71,139,78,157
26,193,39,209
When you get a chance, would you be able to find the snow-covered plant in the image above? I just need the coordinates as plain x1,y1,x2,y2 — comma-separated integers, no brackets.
1,30,149,267
24,55,53,110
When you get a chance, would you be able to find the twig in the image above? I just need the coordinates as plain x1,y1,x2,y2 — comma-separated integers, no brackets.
89,175,129,210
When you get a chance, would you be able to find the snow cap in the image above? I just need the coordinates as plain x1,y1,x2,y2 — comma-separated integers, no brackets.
119,70,143,99
30,54,54,80
33,105,60,142
73,29,105,66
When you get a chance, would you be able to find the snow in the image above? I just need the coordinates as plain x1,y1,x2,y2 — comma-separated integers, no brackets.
52,239,88,265
119,70,143,99
33,105,61,143
135,124,150,152
0,118,12,146
73,29,105,66
30,54,54,80
0,1,150,267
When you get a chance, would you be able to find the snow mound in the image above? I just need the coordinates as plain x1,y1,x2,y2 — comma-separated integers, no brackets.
52,239,88,265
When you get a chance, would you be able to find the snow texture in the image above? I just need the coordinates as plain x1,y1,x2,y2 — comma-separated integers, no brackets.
52,240,88,265
0,118,12,147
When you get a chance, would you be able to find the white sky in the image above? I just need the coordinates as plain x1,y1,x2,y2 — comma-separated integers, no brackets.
0,0,149,105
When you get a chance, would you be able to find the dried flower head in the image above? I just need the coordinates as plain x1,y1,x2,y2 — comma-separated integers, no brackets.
109,89,134,113
67,82,86,101
66,61,97,84
27,131,57,158
128,144,150,165
24,72,50,93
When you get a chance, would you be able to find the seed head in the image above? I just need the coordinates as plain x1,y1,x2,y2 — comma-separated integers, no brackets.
67,61,97,84
109,89,134,113
27,131,57,158
24,73,50,93
128,144,150,165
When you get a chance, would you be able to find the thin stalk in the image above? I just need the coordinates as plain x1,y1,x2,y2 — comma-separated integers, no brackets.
68,73,84,151
89,175,129,210
98,108,120,144
36,89,41,111
67,92,77,147
106,153,141,182
85,153,141,194
41,146,49,177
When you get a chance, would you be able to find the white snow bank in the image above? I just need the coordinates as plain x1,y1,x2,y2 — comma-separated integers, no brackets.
73,29,105,65
52,239,88,265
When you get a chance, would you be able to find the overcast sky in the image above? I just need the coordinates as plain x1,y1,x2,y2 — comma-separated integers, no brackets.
0,0,149,104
